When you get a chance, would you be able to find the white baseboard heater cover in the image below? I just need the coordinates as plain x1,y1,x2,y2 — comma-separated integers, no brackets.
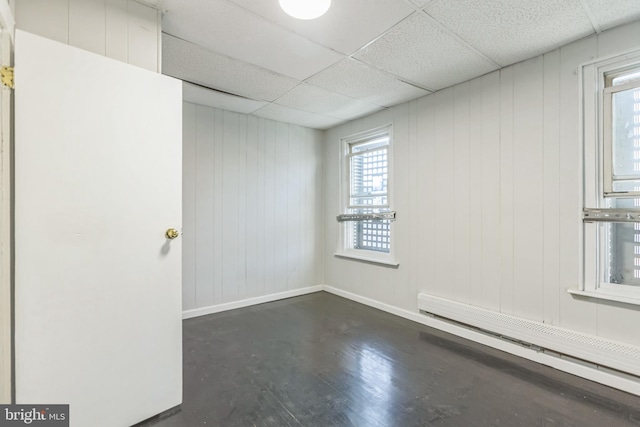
417,293,640,377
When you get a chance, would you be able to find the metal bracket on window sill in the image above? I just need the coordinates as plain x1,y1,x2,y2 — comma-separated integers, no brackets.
336,211,396,222
582,208,640,223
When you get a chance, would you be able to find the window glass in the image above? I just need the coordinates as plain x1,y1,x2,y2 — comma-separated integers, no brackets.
604,222,640,287
349,147,388,207
612,70,640,86
605,74,640,288
350,208,391,252
605,198,640,287
351,137,388,153
341,126,393,257
612,180,640,192
611,87,640,178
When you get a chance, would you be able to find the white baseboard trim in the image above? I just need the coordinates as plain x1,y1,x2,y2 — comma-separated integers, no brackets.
322,285,640,397
182,285,323,320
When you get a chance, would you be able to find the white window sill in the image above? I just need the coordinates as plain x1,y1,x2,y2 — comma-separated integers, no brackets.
567,289,640,306
334,252,399,268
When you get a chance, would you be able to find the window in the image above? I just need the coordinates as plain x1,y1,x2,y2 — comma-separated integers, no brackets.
603,67,640,197
580,50,640,304
336,125,397,266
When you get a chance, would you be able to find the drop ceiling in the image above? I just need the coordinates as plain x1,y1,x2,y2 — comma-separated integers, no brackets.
158,0,640,130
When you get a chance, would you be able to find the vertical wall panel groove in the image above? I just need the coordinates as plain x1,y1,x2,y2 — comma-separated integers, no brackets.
481,72,501,311
264,120,276,295
499,66,515,316
195,105,215,307
558,36,598,335
392,104,412,309
287,126,300,291
468,78,483,306
69,0,105,55
453,82,471,305
274,122,288,293
182,102,197,310
433,89,456,301
245,116,260,298
420,95,436,306
542,50,561,326
222,111,240,303
105,0,128,64
213,109,224,303
512,57,544,321
237,114,247,299
407,99,419,309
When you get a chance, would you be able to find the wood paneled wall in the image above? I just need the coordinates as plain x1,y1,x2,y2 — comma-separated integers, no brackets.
15,0,160,72
182,103,324,313
324,21,640,346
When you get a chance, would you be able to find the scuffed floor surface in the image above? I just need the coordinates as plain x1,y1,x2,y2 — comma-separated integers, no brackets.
139,292,640,426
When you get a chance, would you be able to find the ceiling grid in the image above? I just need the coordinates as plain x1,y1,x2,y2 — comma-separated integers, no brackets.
161,0,640,129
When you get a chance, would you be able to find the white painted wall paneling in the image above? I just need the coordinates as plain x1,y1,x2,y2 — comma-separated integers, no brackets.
499,65,515,316
557,34,598,335
432,88,455,301
182,103,324,314
453,82,471,305
480,72,501,313
15,0,160,72
542,48,561,327
323,20,640,347
512,56,544,321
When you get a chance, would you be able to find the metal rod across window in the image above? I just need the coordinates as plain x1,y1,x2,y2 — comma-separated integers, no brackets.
336,211,396,222
583,208,640,223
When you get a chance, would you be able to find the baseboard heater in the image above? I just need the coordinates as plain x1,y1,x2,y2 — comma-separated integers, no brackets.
417,293,640,377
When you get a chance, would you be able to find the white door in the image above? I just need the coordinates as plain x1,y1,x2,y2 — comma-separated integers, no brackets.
14,30,182,427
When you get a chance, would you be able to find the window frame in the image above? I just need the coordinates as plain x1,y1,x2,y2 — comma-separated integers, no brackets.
579,49,640,305
603,73,640,197
335,124,398,267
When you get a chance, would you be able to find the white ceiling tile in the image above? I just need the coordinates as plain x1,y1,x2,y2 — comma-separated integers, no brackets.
582,0,640,31
275,84,384,120
183,82,267,114
353,13,498,90
425,0,595,66
160,0,633,130
162,34,298,102
307,58,430,107
227,0,415,55
162,0,343,80
252,104,346,129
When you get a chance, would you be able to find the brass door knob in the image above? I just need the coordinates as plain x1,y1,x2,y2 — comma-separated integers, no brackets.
165,228,179,239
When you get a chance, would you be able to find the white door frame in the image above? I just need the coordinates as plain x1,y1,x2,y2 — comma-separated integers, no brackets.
0,0,14,405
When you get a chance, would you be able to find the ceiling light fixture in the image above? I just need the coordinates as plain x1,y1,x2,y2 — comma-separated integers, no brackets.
279,0,331,20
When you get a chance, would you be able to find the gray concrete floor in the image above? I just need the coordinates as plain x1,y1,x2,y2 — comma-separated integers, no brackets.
139,292,640,426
